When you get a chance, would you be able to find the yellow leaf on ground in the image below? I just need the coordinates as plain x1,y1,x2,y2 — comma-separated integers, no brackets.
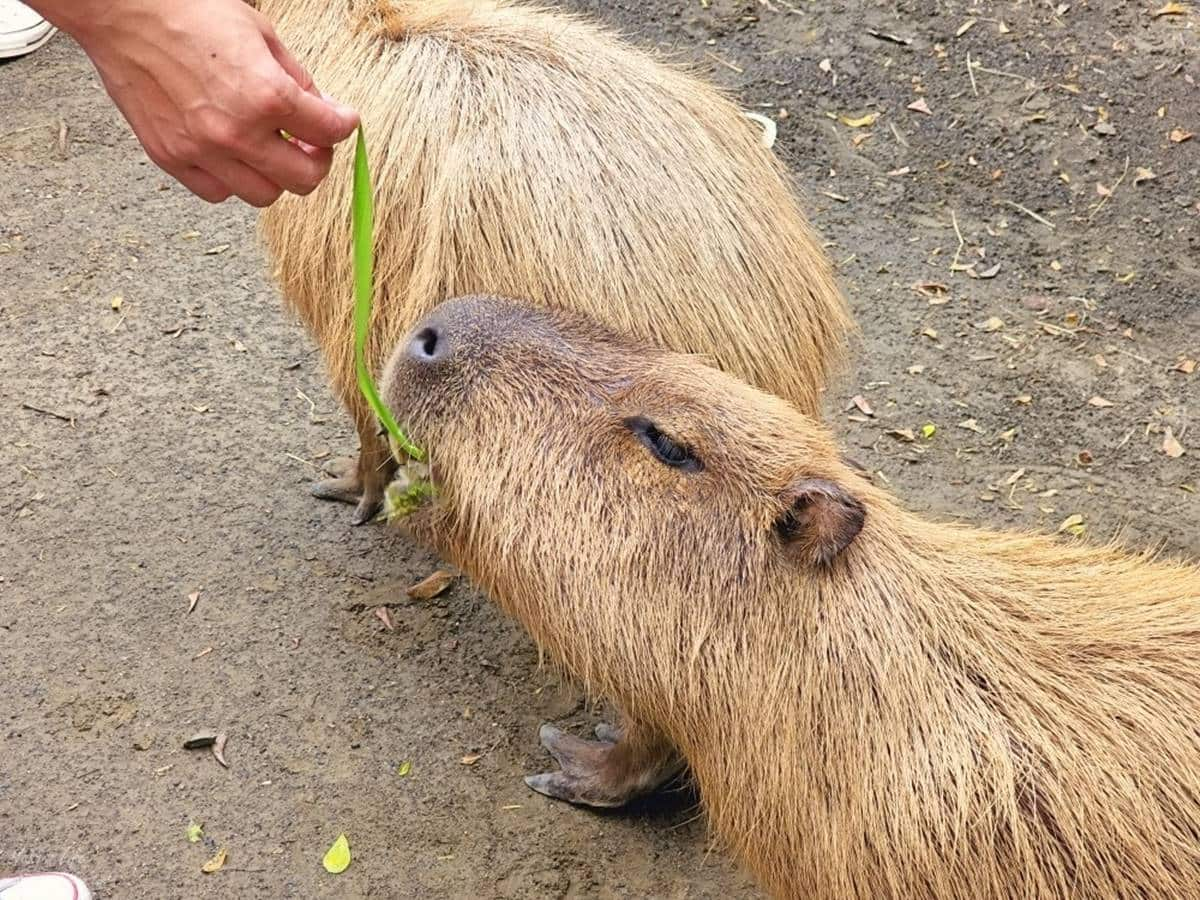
838,112,880,128
1152,2,1189,16
323,834,351,874
201,847,227,874
1057,514,1086,536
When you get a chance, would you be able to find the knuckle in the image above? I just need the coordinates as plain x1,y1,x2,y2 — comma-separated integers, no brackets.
254,78,296,118
186,110,239,152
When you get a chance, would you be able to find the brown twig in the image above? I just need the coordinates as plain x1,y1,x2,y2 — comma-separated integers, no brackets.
21,402,75,425
999,199,1056,230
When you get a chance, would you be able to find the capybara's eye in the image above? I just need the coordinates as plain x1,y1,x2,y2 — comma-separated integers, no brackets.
623,416,703,473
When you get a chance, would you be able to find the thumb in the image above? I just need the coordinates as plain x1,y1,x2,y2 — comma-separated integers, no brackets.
263,27,359,147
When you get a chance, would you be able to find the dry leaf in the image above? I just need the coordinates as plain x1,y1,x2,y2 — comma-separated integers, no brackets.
888,429,916,442
1152,2,1189,16
1170,128,1194,143
232,339,247,352
998,20,1011,33
1088,396,1115,408
212,732,229,768
461,753,482,766
1163,427,1186,458
1175,358,1197,374
957,418,986,434
818,58,832,74
913,282,948,297
374,606,395,631
110,295,123,312
921,327,939,340
1057,514,1086,536
184,731,218,750
838,112,880,128
204,244,230,255
956,18,977,35
1015,394,1033,404
907,364,926,375
1076,450,1094,466
1096,182,1113,197
1093,121,1116,135
907,97,932,115
407,570,456,601
851,132,873,148
849,395,875,417
201,847,228,874
187,591,200,614
973,263,1001,279
979,317,1005,332
1134,166,1157,184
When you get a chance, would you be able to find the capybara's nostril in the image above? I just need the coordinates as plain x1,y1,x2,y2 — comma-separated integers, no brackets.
410,326,442,363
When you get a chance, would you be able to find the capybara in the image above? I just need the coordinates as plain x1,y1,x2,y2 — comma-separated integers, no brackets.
255,0,852,523
379,295,1200,900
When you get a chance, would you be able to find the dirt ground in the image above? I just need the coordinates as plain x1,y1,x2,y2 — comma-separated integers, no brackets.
1,1,1196,897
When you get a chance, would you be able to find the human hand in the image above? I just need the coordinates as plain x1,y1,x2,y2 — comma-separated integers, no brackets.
44,0,359,206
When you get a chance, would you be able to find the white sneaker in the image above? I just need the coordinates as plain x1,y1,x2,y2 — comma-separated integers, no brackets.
0,0,56,60
0,873,92,900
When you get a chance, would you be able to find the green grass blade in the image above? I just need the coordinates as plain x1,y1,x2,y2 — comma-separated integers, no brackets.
352,125,424,461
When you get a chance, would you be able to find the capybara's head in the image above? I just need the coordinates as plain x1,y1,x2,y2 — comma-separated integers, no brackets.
381,297,868,603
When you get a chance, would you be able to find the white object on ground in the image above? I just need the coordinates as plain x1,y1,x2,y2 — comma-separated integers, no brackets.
0,873,92,900
744,112,777,149
0,0,56,60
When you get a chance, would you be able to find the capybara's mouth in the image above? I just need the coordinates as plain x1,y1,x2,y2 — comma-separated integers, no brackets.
381,458,436,523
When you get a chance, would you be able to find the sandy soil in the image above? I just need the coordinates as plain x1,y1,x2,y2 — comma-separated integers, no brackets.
1,1,1196,897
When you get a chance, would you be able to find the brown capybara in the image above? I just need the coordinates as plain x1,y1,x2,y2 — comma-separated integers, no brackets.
379,295,1200,900
255,0,852,524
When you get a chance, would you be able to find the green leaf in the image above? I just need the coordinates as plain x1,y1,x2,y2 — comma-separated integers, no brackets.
186,821,203,843
323,833,352,874
920,423,937,439
383,477,435,522
352,125,423,461
397,760,412,777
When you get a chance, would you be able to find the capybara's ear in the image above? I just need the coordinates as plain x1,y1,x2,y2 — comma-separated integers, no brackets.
773,478,865,566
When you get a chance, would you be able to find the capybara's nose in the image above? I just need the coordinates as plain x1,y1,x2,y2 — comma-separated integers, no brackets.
408,325,446,364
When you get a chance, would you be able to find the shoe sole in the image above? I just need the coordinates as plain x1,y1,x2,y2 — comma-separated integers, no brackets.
0,25,56,60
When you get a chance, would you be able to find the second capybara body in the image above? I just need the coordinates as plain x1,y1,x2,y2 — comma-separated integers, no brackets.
255,0,852,523
380,295,1200,899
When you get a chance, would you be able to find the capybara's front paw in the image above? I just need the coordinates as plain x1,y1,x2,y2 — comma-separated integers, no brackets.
524,723,681,809
310,457,383,525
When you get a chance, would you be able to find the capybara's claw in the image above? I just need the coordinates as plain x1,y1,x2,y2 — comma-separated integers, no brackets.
350,492,382,527
311,475,362,506
525,723,679,809
524,771,629,809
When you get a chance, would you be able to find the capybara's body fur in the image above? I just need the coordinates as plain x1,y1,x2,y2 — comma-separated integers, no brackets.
382,296,1200,900
256,0,851,519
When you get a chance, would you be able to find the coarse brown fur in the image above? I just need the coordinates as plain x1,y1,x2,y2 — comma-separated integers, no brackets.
254,0,852,522
381,295,1200,900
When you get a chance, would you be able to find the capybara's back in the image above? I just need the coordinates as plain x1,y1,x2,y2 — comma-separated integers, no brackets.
256,0,852,519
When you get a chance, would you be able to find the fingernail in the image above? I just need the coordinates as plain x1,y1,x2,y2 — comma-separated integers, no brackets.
321,92,357,118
